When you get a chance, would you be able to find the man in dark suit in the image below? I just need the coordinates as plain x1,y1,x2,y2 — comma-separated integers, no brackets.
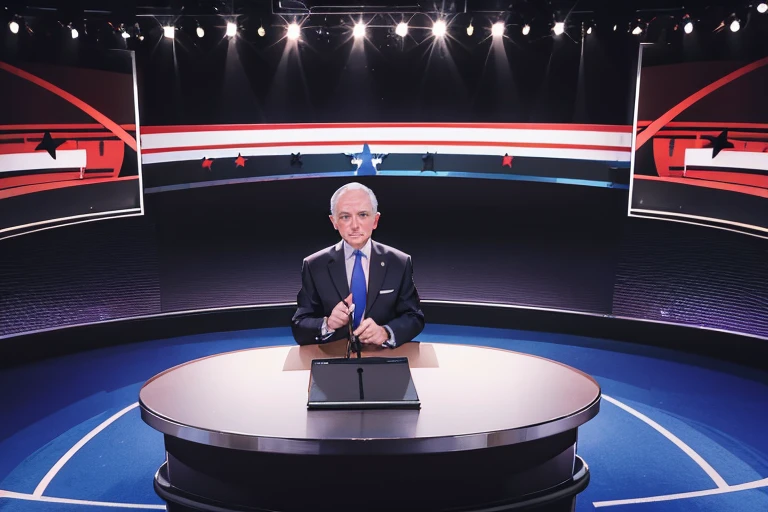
291,182,424,347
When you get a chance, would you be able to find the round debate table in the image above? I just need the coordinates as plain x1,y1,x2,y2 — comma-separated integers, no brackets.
140,341,601,512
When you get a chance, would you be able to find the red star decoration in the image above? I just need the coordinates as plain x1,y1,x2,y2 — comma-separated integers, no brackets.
502,153,513,167
235,153,247,167
202,157,213,170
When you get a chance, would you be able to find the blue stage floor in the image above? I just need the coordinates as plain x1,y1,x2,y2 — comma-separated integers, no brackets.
1,325,767,511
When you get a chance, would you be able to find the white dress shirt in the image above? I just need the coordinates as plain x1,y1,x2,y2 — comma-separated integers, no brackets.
321,239,395,347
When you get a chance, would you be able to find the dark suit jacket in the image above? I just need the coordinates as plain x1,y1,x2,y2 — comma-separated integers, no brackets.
291,240,424,347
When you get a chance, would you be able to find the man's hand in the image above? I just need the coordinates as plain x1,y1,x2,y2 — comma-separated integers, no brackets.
327,293,353,331
354,318,389,346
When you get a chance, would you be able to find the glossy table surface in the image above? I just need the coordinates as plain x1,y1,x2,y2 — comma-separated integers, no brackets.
140,340,601,455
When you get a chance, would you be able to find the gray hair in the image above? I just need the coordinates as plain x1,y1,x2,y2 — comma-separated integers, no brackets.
330,182,378,216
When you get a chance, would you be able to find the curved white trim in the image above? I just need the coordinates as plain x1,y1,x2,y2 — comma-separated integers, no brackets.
593,477,768,507
33,403,139,497
0,489,165,509
631,209,768,235
602,395,728,489
2,299,766,344
629,211,768,240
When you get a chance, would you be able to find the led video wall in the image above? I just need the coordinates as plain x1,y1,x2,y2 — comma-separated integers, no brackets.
140,122,631,193
137,32,639,194
0,51,143,240
629,45,768,238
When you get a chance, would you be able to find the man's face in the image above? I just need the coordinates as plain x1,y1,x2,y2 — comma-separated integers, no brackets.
329,189,380,250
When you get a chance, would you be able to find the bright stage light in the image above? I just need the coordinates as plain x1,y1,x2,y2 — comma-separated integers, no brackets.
122,30,130,39
226,22,237,37
522,24,530,35
196,26,204,38
163,26,175,39
586,26,592,34
432,20,447,37
492,22,504,37
553,22,564,35
758,3,767,14
353,22,365,39
9,21,19,34
71,27,79,39
396,22,408,37
684,21,693,33
287,22,300,40
632,25,643,35
466,23,474,36
258,25,266,37
730,19,740,32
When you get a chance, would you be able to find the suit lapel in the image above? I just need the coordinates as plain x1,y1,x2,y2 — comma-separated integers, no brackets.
366,241,387,314
328,243,349,300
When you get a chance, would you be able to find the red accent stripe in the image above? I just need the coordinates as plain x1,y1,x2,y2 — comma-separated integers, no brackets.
634,174,768,198
141,123,633,135
636,57,768,150
0,132,121,141
142,140,631,155
645,131,768,139
0,124,136,131
637,121,768,130
0,62,138,151
0,176,138,200
683,170,768,188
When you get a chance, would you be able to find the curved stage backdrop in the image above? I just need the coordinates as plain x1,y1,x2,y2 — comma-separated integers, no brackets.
0,23,767,347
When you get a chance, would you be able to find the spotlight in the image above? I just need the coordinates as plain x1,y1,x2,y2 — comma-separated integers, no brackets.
466,22,474,36
492,22,504,37
258,25,266,37
553,22,564,35
287,22,300,40
122,30,130,39
396,22,408,37
9,20,19,34
226,22,237,37
684,20,693,33
586,26,592,34
613,24,617,31
758,3,767,14
522,24,530,35
196,26,204,38
432,20,447,37
353,21,365,39
163,26,175,39
730,18,740,32
632,25,643,35
70,26,78,39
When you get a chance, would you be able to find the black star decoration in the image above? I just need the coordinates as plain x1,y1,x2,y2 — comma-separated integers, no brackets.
707,130,734,159
35,131,66,159
290,153,303,168
421,152,435,172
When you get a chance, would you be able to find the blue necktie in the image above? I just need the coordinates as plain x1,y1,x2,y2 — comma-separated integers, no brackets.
350,250,367,329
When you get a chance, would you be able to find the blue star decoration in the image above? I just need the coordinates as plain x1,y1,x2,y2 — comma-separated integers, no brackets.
346,144,388,176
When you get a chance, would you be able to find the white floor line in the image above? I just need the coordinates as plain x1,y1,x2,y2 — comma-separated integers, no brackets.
601,394,729,489
33,402,140,497
593,477,768,507
0,489,165,509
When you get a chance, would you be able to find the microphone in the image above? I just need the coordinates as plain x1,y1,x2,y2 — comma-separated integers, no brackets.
345,302,361,359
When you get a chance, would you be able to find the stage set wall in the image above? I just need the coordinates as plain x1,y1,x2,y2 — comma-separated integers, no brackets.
1,26,767,366
1,177,766,367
